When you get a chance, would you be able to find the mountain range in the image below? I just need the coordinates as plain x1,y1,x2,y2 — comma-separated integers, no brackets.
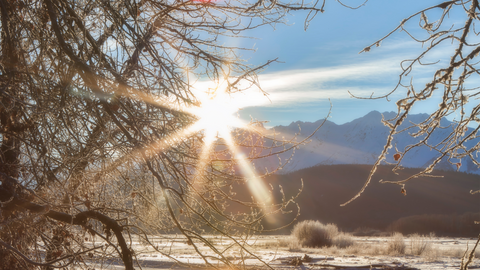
228,111,480,235
255,110,480,174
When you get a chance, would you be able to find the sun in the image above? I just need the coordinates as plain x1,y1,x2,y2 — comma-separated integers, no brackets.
185,85,273,215
107,78,273,218
186,84,246,144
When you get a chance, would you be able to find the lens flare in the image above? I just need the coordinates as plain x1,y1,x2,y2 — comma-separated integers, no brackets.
186,80,275,220
186,82,246,143
95,76,276,222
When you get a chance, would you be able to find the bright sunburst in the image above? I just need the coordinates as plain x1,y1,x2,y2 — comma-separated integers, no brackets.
186,81,273,211
187,83,246,144
106,78,273,219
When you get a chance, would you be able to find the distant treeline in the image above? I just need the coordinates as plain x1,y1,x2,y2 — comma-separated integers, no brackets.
387,212,480,237
262,164,480,234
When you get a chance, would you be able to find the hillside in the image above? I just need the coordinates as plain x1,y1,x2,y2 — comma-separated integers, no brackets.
255,164,480,235
255,111,480,174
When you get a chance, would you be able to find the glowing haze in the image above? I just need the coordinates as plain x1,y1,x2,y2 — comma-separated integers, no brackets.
106,77,274,219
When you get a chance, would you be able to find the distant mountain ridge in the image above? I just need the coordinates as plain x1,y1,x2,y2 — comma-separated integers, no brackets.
257,111,480,174
260,164,480,234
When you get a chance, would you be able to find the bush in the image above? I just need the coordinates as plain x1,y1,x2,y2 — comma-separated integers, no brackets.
387,232,406,255
332,233,355,248
324,223,339,237
291,220,336,248
409,233,432,255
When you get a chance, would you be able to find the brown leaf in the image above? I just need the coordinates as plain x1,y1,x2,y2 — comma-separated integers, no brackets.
85,200,91,209
401,188,407,196
53,250,63,258
393,153,401,161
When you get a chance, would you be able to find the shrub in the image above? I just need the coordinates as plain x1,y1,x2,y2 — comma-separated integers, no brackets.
409,233,432,255
387,232,406,255
421,246,440,262
324,223,339,237
291,220,336,248
332,233,355,248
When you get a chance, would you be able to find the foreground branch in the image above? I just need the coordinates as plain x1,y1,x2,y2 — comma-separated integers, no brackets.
0,173,133,270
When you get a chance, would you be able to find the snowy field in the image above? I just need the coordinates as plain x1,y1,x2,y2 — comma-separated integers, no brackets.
76,234,480,270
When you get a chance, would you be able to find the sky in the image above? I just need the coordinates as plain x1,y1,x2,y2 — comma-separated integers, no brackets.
213,0,469,127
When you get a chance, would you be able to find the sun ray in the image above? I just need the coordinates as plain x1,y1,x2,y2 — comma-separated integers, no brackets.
86,74,276,223
222,135,271,202
191,133,216,191
99,122,203,178
166,78,278,223
221,133,278,224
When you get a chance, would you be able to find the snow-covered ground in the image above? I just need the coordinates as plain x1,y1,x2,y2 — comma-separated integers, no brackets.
78,235,480,269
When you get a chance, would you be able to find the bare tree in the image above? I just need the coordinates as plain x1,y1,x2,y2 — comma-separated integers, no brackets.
343,1,480,267
0,0,326,269
344,0,480,204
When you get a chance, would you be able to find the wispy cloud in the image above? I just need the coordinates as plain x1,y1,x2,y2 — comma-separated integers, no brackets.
243,57,403,107
190,57,403,110
193,39,457,111
245,38,465,109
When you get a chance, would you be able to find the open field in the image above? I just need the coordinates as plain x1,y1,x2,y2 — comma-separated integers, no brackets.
77,234,480,270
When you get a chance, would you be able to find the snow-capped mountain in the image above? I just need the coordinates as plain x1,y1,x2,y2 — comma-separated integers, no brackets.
257,111,480,174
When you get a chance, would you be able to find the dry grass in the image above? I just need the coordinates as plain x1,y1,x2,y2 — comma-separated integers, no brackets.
253,232,479,264
387,233,406,255
256,239,281,249
409,233,432,255
344,243,366,255
278,236,303,252
286,235,480,261
352,227,388,237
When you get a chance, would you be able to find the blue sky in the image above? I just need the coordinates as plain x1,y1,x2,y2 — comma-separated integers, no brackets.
222,0,466,127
